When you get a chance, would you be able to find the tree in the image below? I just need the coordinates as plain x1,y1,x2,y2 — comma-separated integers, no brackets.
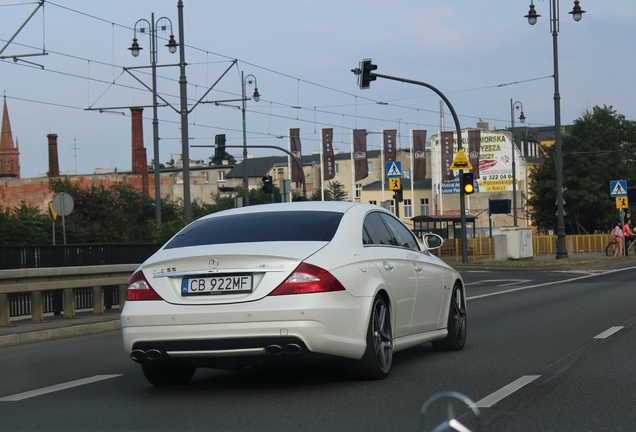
326,181,348,201
49,178,155,242
528,105,636,234
208,152,236,166
0,203,50,245
309,181,348,201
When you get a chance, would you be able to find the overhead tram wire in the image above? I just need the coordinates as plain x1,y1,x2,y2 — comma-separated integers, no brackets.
0,13,476,132
2,37,407,136
6,3,543,144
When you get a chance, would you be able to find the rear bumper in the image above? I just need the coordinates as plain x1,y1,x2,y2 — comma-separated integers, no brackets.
121,291,372,366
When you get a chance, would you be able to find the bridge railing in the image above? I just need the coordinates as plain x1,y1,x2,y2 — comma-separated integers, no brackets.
0,264,138,326
0,243,161,270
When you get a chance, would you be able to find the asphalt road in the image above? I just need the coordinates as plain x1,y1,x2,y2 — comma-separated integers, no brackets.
1,265,635,431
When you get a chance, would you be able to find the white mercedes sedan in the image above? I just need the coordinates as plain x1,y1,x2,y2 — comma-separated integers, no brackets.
121,201,466,386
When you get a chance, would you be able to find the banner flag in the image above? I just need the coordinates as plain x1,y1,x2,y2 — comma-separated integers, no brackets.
441,131,454,181
353,129,368,182
289,128,303,182
412,130,427,181
468,129,481,178
383,130,397,162
322,128,335,180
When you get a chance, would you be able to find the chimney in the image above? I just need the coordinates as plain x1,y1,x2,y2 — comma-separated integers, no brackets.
130,107,149,197
47,133,60,177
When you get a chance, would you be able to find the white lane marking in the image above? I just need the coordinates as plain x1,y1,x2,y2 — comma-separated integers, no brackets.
464,279,529,287
467,266,636,301
554,270,609,275
594,326,624,339
0,374,121,402
496,279,531,287
472,375,541,408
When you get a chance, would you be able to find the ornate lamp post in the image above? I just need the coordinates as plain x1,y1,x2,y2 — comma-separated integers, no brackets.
525,0,585,259
510,100,525,227
241,72,260,206
129,14,177,227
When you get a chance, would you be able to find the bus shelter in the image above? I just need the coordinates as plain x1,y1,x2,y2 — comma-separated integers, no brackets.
411,215,477,240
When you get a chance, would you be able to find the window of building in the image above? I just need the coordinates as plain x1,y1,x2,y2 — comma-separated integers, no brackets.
204,172,210,183
403,169,411,179
217,171,226,182
420,198,429,216
355,184,362,199
277,168,284,180
367,162,373,173
335,163,339,175
369,200,377,205
404,199,412,218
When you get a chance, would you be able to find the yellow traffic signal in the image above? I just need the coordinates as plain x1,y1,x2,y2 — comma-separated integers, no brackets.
462,172,475,195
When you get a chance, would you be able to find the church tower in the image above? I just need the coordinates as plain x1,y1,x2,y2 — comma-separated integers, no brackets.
0,96,20,178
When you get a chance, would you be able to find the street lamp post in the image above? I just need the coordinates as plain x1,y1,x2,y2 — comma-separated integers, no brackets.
176,0,191,223
240,72,260,206
510,100,525,227
129,14,177,227
526,0,585,259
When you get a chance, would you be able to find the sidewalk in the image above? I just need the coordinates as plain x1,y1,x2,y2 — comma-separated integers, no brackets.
0,309,122,349
442,252,636,270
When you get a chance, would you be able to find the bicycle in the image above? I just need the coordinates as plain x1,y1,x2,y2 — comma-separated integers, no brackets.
605,236,636,256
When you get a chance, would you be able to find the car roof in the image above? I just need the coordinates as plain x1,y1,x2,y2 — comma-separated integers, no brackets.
199,201,387,219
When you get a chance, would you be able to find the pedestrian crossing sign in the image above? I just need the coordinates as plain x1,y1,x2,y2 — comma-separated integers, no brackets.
610,180,627,197
386,161,402,178
389,177,401,191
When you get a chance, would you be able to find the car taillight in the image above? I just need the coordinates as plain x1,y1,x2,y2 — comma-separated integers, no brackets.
126,270,163,301
269,263,345,296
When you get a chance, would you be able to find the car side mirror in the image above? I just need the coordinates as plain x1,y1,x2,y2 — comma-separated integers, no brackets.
422,233,443,250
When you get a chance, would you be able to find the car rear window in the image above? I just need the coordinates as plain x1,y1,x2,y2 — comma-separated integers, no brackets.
164,211,343,249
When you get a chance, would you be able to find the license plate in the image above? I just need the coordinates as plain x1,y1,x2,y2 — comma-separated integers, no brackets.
181,275,253,296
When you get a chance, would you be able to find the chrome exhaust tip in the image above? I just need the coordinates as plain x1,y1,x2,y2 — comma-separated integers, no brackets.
284,344,302,355
145,349,163,360
266,345,283,356
130,349,146,361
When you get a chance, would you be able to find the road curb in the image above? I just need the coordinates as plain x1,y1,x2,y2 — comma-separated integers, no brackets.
0,320,121,349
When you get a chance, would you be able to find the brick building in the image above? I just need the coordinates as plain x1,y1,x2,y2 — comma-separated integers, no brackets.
0,105,153,212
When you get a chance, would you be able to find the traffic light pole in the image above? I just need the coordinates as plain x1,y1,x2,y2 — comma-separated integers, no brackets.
358,70,468,263
193,143,307,200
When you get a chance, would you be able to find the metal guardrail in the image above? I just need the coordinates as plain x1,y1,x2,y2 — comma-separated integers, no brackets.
0,264,138,326
0,243,161,270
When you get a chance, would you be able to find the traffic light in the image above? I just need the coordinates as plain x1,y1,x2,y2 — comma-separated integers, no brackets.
214,134,226,160
262,175,273,194
461,172,475,195
358,59,377,89
393,187,403,203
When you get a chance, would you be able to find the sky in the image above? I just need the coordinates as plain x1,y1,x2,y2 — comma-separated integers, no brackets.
1,0,634,179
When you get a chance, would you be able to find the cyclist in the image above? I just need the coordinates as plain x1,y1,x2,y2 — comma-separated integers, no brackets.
612,221,624,257
625,218,635,256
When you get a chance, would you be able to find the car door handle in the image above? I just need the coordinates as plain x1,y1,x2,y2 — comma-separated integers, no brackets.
383,261,394,271
413,265,422,272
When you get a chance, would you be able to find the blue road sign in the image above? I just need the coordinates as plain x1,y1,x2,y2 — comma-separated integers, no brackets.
386,161,402,178
610,180,627,197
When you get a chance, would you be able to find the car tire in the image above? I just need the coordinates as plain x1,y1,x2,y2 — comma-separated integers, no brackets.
432,283,467,351
141,364,196,386
348,295,393,380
